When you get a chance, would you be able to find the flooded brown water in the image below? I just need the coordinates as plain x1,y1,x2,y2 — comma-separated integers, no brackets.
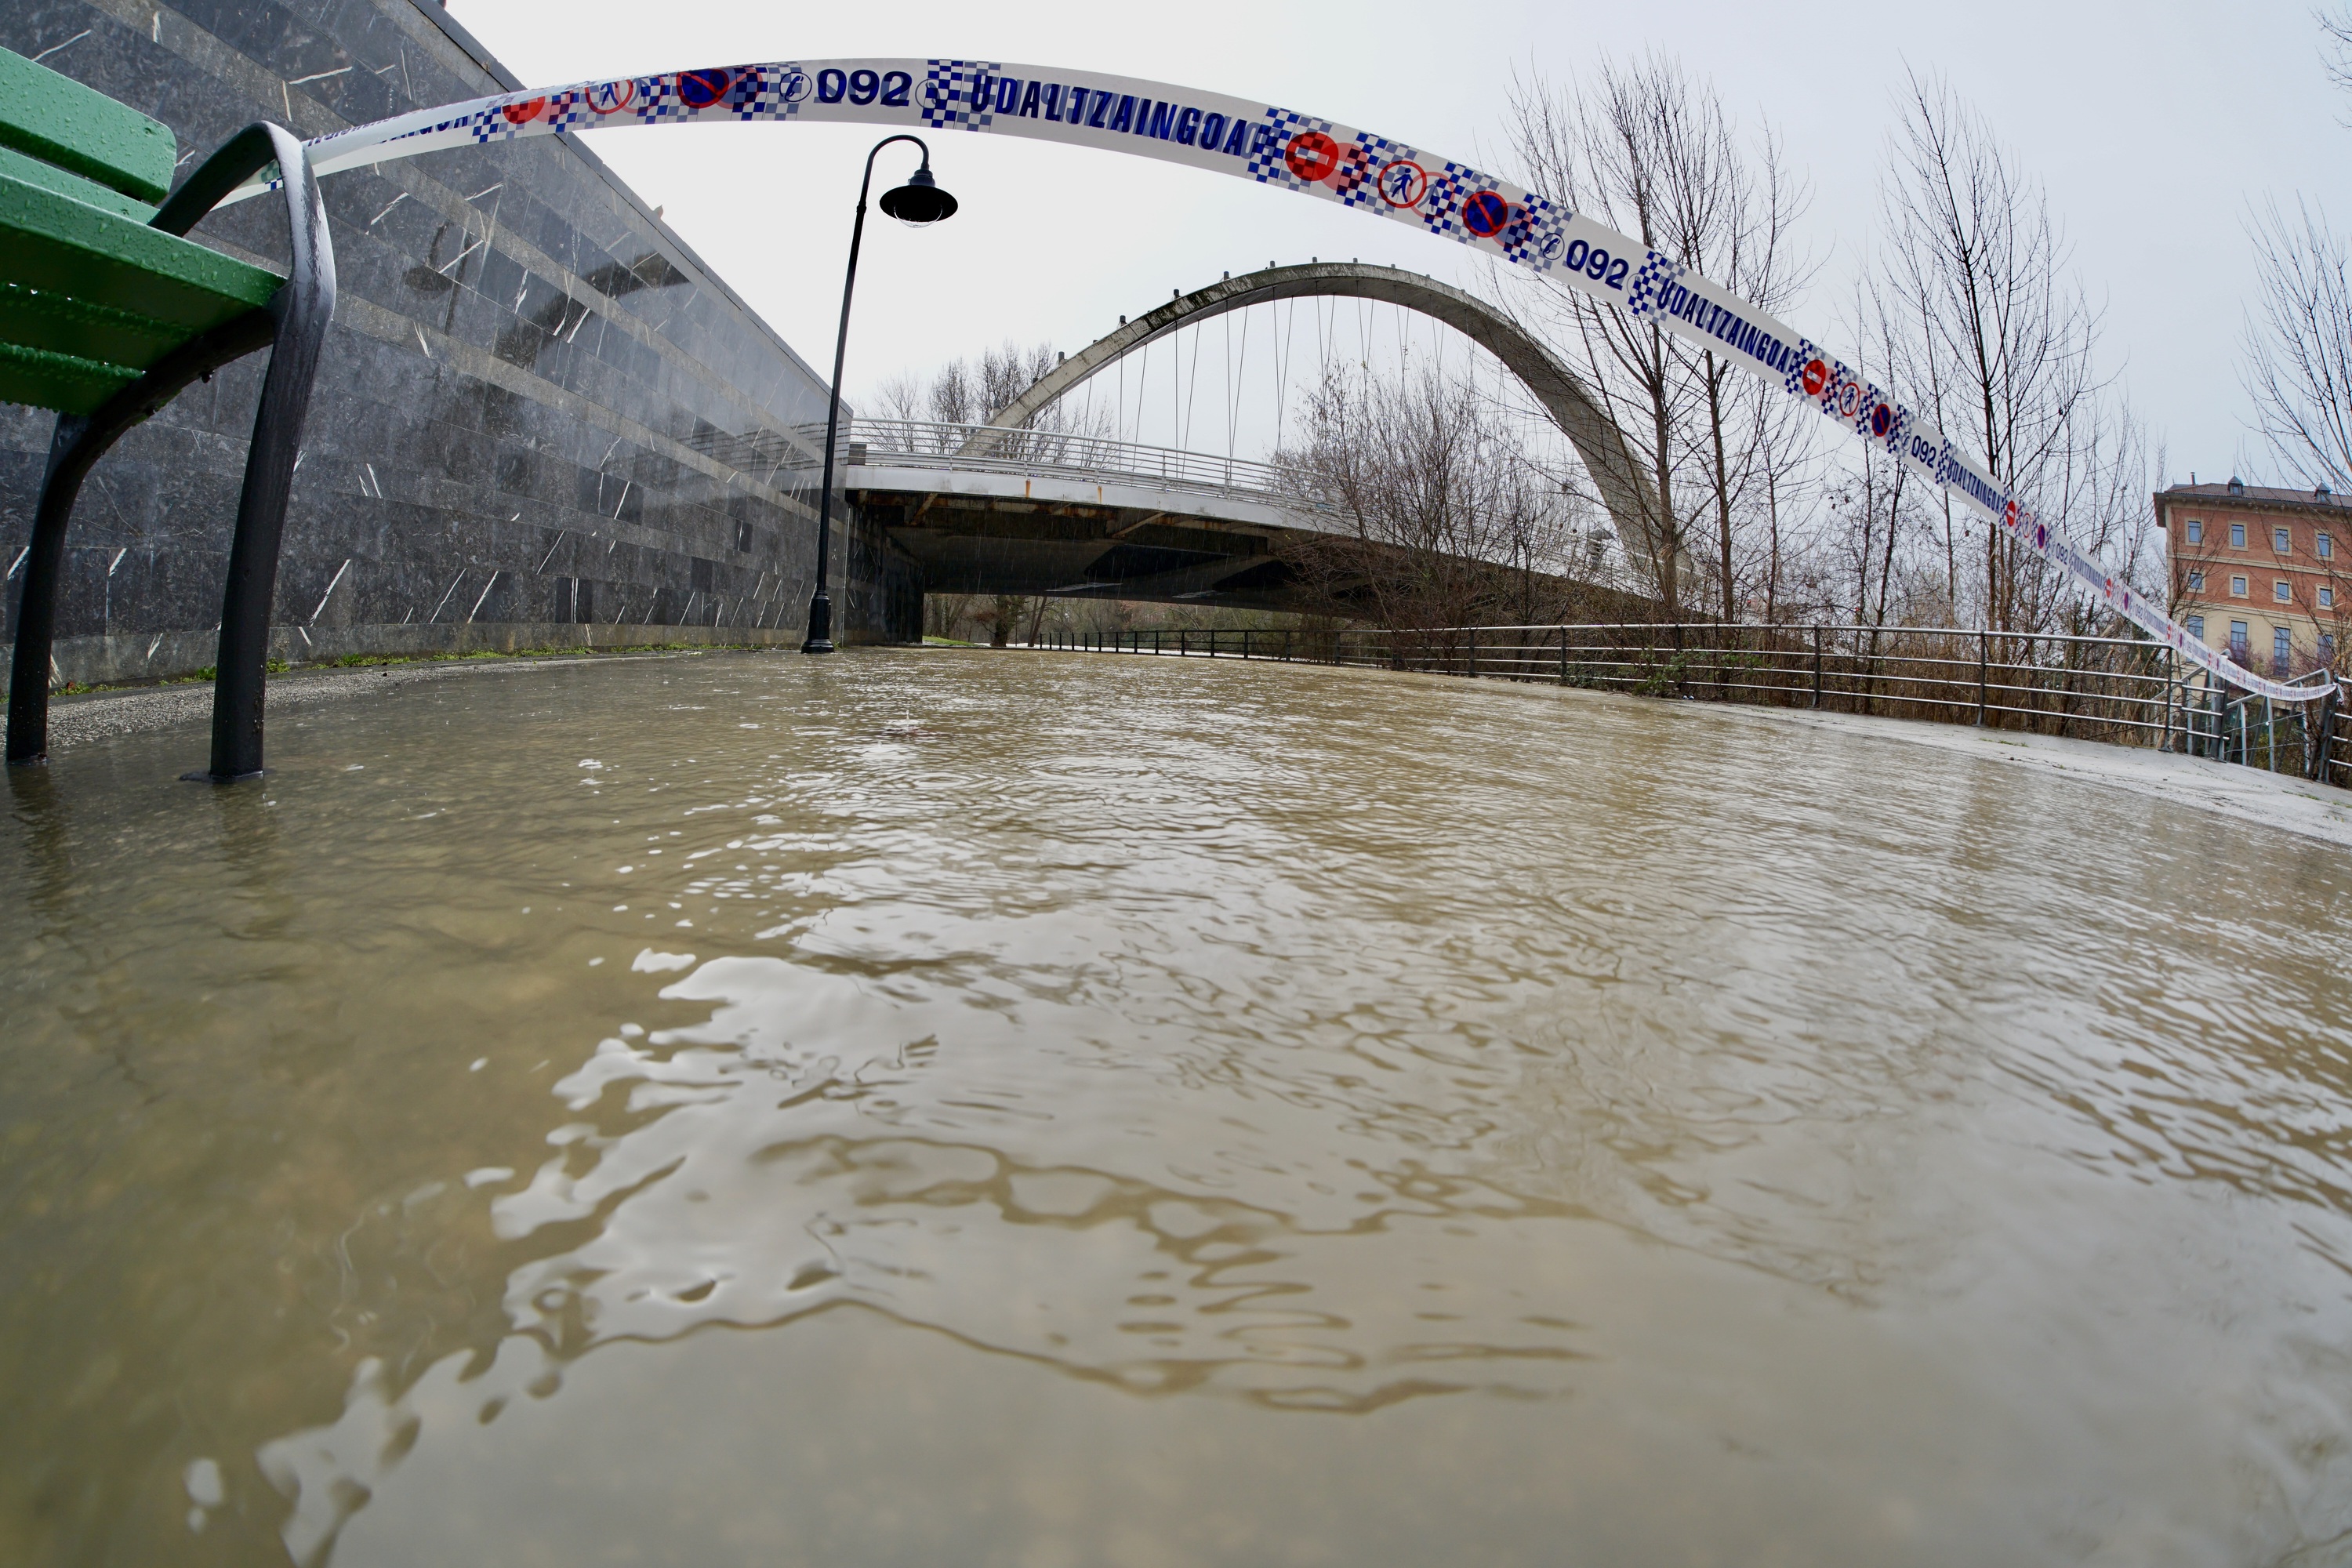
4,648,2352,1566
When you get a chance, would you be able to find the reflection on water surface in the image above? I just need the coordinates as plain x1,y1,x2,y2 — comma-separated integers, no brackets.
3,649,2351,1566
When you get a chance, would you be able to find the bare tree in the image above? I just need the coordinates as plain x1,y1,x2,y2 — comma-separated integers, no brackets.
1509,56,1703,616
1275,365,1584,635
1878,70,2107,633
2324,3,2352,108
2243,198,2352,492
1828,285,1926,631
1508,55,1816,624
1666,118,1817,626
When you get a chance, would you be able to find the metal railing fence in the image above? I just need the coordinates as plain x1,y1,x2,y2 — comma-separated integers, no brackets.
823,419,1641,589
1005,621,2347,789
797,417,1334,516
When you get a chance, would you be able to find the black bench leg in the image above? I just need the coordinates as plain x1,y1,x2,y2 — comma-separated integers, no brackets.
5,313,274,768
198,125,335,782
5,418,90,766
5,118,328,778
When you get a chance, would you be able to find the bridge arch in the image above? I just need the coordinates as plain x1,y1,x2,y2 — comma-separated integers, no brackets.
960,262,1664,583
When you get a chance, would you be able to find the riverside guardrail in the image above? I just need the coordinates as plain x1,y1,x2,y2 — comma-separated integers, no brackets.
1006,622,2347,789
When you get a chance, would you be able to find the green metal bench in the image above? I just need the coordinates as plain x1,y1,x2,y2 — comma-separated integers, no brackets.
2,43,335,779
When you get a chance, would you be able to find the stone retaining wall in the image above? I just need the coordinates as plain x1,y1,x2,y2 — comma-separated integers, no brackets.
0,0,919,688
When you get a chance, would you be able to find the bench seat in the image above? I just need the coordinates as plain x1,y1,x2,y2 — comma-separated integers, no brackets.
4,42,337,782
0,162,282,415
0,45,283,416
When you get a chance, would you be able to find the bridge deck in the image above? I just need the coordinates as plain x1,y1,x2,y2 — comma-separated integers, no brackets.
828,418,1635,611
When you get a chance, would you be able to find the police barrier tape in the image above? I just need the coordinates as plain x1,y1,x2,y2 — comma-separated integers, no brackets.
221,57,2335,703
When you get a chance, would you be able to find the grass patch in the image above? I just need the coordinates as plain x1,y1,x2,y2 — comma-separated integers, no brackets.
13,639,804,706
1633,653,1691,698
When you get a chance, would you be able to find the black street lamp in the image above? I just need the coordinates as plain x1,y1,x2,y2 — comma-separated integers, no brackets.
802,136,958,654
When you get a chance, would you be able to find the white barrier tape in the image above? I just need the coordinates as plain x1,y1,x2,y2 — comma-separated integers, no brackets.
230,58,2333,702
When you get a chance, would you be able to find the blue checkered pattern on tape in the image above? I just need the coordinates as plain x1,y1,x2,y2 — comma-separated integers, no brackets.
921,61,1000,130
1334,132,1392,209
1849,383,1884,439
1501,194,1566,269
1246,109,1317,186
1783,339,1819,397
771,66,815,118
1821,359,1853,413
1418,166,1465,238
1626,252,1681,318
455,68,792,151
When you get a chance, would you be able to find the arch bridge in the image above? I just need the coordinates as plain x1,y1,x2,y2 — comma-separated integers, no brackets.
846,262,1662,612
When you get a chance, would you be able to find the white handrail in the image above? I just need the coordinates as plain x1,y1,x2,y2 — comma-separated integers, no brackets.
793,419,1637,589
798,418,1320,508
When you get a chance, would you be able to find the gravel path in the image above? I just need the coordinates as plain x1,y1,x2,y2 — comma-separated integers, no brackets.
1721,699,2352,851
32,652,699,751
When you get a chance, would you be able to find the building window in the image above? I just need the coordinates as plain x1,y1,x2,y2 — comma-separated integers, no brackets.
2230,620,2250,661
2321,532,2334,560
2324,586,2338,609
2187,519,2204,545
2276,579,2293,602
2187,569,2205,592
2324,633,2339,665
2231,522,2248,548
2186,615,2205,642
2231,575,2249,597
2274,526,2292,553
2274,626,2293,675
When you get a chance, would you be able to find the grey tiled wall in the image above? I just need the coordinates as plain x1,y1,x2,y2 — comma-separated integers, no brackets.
1,0,921,681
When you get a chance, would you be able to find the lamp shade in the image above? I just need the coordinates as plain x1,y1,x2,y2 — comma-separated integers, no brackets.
880,165,958,226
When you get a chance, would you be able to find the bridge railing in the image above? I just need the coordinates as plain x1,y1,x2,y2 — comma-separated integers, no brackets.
1007,621,2346,787
800,417,1337,516
781,416,1646,583
803,418,1641,589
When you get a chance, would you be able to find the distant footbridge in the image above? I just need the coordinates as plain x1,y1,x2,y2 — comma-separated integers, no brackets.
837,262,1661,612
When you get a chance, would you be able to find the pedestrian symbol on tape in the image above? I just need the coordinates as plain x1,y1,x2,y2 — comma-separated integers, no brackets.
677,69,732,108
587,78,636,114
1461,190,1509,238
1379,159,1428,209
1286,131,1341,183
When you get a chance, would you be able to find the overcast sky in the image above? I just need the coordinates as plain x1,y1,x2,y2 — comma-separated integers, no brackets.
446,0,2347,485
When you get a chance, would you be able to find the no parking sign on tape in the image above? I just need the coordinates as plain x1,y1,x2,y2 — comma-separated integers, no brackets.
1461,190,1509,238
676,68,732,108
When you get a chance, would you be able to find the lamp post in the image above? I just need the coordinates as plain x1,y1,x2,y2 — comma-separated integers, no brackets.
802,135,958,654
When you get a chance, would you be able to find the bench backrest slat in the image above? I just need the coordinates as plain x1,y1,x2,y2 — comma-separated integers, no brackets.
0,46,176,205
0,143,154,221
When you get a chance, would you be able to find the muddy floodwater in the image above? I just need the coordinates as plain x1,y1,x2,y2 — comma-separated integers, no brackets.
4,648,2352,1566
